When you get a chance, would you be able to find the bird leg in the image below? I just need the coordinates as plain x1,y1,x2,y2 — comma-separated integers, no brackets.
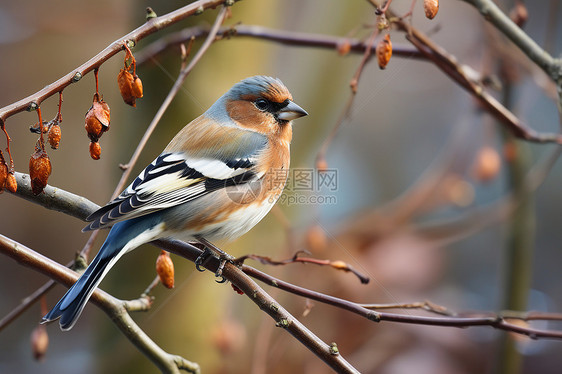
194,236,233,282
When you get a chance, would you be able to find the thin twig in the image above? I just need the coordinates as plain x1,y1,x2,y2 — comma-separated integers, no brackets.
155,239,360,374
134,24,424,66
0,3,230,343
460,0,561,82
7,177,562,343
112,5,228,200
0,0,226,122
0,234,200,374
241,265,562,339
237,252,370,284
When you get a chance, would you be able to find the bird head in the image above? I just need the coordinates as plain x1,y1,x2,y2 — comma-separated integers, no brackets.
212,76,307,140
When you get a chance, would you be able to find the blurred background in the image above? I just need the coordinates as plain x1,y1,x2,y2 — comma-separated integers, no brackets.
2,0,562,373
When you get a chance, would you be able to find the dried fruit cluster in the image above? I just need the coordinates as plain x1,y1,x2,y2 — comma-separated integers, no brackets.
117,44,143,107
2,42,144,198
84,44,143,160
85,92,110,160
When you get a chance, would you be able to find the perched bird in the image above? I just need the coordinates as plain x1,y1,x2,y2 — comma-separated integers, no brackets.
42,76,307,330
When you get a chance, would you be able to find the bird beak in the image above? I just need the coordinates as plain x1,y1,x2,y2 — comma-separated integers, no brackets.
277,100,308,121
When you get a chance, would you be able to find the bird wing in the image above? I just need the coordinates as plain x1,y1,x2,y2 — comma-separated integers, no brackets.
83,132,267,232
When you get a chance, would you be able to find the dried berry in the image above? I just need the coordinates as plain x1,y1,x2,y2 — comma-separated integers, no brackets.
0,150,7,190
89,141,101,160
48,124,61,149
6,172,17,193
444,174,475,207
316,157,328,173
424,0,439,20
211,319,246,355
305,224,327,253
29,146,52,195
503,142,517,163
473,146,501,182
30,324,49,361
117,69,143,107
85,93,110,142
336,39,351,56
156,250,175,289
376,34,392,69
509,3,528,28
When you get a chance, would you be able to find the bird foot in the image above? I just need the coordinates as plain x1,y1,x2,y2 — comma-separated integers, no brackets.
194,239,234,283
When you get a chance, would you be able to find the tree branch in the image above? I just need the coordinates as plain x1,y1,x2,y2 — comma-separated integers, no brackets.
460,0,562,82
0,234,200,374
8,174,562,341
134,24,424,65
0,0,228,122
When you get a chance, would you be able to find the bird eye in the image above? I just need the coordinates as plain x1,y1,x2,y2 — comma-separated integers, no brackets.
255,99,270,111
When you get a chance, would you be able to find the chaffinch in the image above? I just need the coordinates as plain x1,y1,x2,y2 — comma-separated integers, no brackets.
42,75,307,330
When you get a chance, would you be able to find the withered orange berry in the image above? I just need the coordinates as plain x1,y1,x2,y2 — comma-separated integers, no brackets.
30,324,49,361
156,250,175,289
305,224,327,253
473,146,501,182
336,39,351,56
424,0,439,20
503,142,517,163
376,34,392,69
316,157,328,173
117,69,143,107
29,147,52,195
85,93,110,142
0,150,8,189
509,3,528,28
6,172,17,193
89,141,101,160
48,124,61,149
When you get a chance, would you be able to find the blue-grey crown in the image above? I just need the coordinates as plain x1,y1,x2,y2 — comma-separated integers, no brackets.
227,75,286,99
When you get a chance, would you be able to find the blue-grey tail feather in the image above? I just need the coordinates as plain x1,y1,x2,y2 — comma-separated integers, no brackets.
41,214,162,330
41,249,114,330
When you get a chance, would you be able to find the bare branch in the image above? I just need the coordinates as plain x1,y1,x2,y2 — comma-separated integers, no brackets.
460,0,562,82
134,24,424,65
155,239,361,374
0,0,227,122
242,265,562,340
0,234,199,374
10,172,99,220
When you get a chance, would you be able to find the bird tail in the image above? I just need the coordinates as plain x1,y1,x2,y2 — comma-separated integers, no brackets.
41,216,165,330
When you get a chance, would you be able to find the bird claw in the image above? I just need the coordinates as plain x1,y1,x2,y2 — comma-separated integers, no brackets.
194,248,211,272
194,243,233,282
215,275,228,284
